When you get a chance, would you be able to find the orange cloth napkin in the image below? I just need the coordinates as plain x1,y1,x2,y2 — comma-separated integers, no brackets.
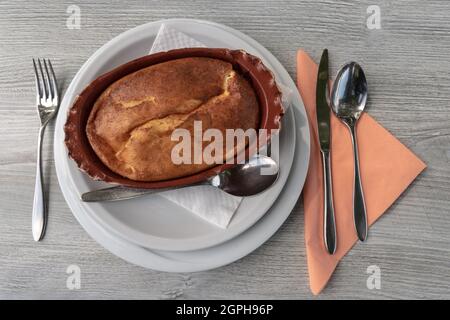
296,50,427,295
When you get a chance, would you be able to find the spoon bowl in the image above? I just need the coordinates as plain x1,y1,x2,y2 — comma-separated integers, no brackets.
211,154,279,197
331,62,368,125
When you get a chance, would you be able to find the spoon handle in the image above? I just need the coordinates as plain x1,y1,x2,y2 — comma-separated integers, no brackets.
321,150,337,254
350,124,368,241
81,183,205,202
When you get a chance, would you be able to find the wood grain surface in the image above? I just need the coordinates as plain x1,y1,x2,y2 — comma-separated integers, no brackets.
0,0,449,299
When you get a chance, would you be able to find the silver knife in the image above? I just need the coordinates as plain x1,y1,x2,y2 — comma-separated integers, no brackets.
316,49,337,254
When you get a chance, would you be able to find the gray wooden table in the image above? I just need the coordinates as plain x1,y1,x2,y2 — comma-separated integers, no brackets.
0,0,449,300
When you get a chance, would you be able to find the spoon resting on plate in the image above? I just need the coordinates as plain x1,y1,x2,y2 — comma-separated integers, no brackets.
81,155,279,202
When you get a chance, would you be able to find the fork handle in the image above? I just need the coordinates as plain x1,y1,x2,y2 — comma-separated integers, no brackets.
32,125,47,241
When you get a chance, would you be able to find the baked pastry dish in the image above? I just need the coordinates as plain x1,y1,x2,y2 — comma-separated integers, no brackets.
65,48,283,189
86,57,259,181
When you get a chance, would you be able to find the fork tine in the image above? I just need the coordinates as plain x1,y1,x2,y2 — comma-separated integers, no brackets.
47,59,58,103
37,59,48,101
43,59,53,100
32,59,42,103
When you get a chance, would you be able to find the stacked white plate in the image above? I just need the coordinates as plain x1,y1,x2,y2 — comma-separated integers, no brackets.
54,19,310,272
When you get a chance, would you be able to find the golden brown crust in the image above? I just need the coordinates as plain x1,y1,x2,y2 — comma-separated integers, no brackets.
86,57,260,181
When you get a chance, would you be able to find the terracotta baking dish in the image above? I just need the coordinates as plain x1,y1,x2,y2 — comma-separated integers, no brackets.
64,48,284,189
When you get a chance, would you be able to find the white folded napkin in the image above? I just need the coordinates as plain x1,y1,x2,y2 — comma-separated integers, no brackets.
148,24,291,228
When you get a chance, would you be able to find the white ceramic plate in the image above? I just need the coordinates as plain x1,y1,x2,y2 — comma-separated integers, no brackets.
55,19,310,271
54,19,298,252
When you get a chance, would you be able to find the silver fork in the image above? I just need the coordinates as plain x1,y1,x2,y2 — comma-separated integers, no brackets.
32,59,59,241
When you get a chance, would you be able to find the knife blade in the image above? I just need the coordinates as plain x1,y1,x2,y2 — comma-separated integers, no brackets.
316,49,337,255
316,49,331,152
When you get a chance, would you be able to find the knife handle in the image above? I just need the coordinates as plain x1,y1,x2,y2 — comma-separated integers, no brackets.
321,150,337,254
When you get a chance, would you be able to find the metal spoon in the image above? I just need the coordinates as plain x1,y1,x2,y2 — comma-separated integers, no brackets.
81,155,279,202
330,62,368,241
